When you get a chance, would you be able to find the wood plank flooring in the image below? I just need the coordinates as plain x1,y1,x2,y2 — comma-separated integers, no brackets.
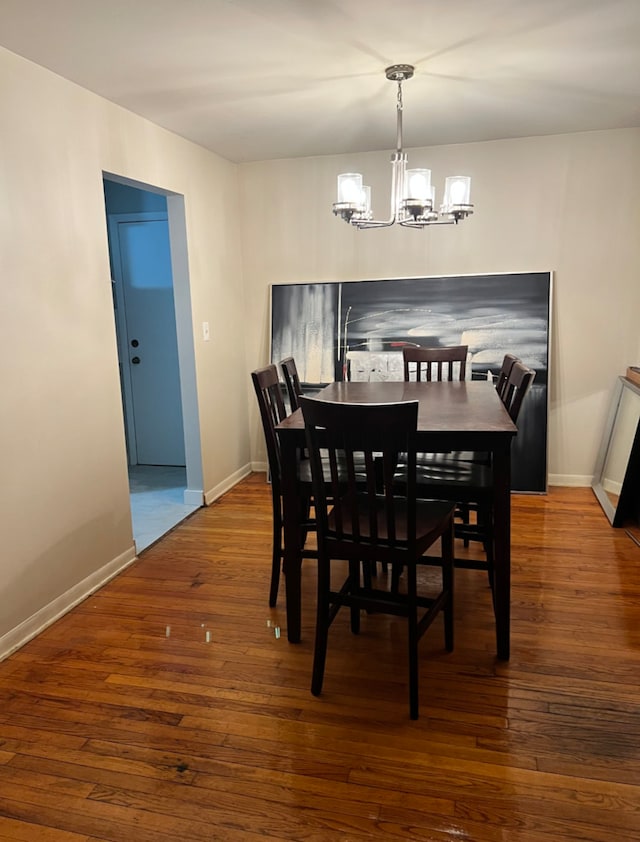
0,476,639,841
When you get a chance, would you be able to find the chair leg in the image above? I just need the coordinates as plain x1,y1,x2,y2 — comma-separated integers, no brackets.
368,561,388,578
349,560,361,634
311,557,331,697
458,502,470,547
362,560,373,590
269,492,282,608
479,503,495,593
391,561,403,593
299,495,312,547
406,563,419,720
442,520,455,653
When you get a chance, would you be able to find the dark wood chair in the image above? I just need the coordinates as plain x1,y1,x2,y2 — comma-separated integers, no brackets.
454,353,521,467
402,344,469,533
501,360,536,424
299,395,455,720
495,353,520,400
403,345,468,382
432,353,521,469
280,356,302,413
412,361,536,588
251,364,317,607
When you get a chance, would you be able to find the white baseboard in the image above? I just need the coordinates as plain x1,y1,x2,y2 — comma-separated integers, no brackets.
183,488,204,506
251,461,267,473
204,463,252,505
548,474,593,487
0,545,137,662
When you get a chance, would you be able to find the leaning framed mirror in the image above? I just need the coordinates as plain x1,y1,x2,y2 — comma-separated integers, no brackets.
592,376,640,526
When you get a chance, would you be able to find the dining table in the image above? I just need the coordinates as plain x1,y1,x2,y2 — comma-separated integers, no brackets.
275,379,518,659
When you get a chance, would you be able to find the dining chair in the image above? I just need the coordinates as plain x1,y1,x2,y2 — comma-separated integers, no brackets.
402,345,468,468
280,356,302,413
501,360,536,425
412,361,536,587
454,353,522,466
454,352,521,534
403,345,468,382
495,353,520,400
251,364,317,607
448,354,522,458
402,344,469,534
299,395,456,720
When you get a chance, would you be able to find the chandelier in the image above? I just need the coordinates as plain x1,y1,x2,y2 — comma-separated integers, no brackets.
332,65,473,229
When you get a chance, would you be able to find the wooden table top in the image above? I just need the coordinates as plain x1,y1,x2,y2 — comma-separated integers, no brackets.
277,380,517,436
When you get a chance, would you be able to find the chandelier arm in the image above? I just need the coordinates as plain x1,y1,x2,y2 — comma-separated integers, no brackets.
353,220,395,229
399,218,457,228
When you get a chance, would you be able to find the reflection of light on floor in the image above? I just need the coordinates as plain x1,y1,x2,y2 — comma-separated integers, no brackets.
162,621,282,642
267,619,281,639
128,465,200,553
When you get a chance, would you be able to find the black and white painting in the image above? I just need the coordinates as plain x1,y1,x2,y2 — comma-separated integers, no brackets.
271,273,551,492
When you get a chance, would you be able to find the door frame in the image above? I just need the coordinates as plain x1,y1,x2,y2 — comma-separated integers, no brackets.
104,174,204,507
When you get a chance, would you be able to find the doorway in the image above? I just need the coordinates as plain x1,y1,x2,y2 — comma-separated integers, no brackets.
109,211,185,466
104,176,204,551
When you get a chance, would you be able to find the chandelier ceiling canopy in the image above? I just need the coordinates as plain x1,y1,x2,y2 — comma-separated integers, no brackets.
333,65,474,230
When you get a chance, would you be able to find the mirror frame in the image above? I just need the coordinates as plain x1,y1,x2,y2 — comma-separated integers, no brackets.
592,376,640,525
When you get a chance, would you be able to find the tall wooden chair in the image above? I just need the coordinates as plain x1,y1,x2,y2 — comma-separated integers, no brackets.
412,361,536,587
403,345,468,382
280,356,302,413
300,395,455,720
456,353,521,466
501,361,536,425
455,352,521,534
251,364,317,607
495,353,520,400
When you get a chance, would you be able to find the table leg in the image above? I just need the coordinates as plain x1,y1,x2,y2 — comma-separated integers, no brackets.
278,435,303,643
492,443,511,660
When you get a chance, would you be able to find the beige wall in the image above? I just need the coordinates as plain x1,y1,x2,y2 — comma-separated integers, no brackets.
240,129,640,484
0,48,248,653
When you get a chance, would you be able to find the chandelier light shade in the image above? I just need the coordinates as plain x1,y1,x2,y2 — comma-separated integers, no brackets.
333,65,474,229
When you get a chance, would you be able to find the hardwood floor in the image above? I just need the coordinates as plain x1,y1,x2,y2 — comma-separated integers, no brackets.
1,476,639,841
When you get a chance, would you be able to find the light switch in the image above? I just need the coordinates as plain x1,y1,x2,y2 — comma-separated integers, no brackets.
202,321,210,341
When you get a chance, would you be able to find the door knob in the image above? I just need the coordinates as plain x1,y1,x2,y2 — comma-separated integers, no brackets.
131,356,141,365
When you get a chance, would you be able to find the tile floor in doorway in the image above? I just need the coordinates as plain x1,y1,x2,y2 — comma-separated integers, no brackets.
128,465,200,553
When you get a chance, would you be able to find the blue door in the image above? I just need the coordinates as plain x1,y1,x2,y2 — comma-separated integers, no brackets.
112,215,186,466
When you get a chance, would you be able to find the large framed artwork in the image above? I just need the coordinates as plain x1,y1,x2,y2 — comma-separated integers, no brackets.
271,272,552,492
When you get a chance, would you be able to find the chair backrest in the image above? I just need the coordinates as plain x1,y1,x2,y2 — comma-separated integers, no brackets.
403,345,468,382
502,361,536,423
495,353,520,399
251,364,287,484
280,356,302,412
300,396,419,555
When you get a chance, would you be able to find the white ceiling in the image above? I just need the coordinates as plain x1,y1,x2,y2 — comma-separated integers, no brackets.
1,0,639,163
